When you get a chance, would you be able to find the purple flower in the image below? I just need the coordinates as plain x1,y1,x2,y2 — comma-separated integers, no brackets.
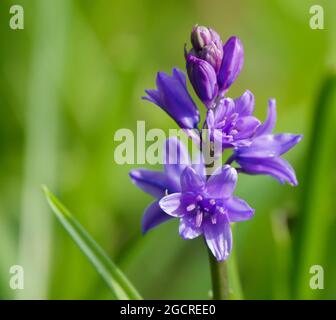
217,36,244,94
186,26,244,107
132,24,303,263
143,68,200,129
190,25,223,73
190,25,222,52
129,137,205,233
186,55,218,107
206,90,261,149
233,99,303,185
159,165,254,261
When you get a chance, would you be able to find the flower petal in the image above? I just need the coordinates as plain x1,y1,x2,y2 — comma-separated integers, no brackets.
255,99,277,136
235,134,303,158
164,137,190,190
192,150,206,180
142,68,200,129
206,165,237,199
159,193,184,217
234,90,255,116
226,196,254,222
159,192,198,218
181,166,205,193
236,156,298,186
129,169,167,198
234,116,261,140
179,215,203,239
213,98,235,123
204,216,232,261
142,201,172,233
218,36,244,92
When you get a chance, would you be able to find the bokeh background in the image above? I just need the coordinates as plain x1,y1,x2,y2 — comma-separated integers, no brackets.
1,0,336,299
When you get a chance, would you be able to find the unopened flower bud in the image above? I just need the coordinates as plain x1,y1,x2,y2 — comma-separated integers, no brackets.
190,25,213,51
199,42,223,73
218,36,244,92
186,54,218,107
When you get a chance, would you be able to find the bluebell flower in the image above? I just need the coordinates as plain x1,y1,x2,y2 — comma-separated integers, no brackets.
143,68,200,129
186,54,218,107
206,90,260,149
217,36,244,94
186,25,244,106
129,137,205,233
159,165,254,261
132,25,302,262
233,99,303,185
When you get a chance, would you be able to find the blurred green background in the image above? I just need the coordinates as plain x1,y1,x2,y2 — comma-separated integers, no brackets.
1,0,336,299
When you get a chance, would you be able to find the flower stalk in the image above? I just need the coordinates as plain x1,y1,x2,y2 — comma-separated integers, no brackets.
208,247,230,299
131,24,302,300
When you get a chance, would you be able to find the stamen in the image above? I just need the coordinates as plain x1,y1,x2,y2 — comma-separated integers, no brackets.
217,206,225,214
231,112,239,121
209,199,216,205
230,129,238,136
211,214,217,224
196,210,203,227
186,204,196,212
217,119,226,127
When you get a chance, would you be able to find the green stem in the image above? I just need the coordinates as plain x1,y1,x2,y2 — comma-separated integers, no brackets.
207,247,229,299
203,136,229,300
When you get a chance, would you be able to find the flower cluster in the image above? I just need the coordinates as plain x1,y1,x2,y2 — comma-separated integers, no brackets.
130,25,302,261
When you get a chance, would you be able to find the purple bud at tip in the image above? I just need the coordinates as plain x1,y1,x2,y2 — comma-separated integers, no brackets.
186,55,218,108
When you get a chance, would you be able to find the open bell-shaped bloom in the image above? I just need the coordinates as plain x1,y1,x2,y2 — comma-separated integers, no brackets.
233,99,303,185
143,68,200,129
159,165,254,261
129,137,205,233
206,90,261,149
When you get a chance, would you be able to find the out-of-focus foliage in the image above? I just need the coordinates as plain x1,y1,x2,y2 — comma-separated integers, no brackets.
0,0,335,299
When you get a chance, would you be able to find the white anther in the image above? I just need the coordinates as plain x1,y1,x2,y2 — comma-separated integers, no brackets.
211,215,217,224
196,211,203,228
186,204,196,212
231,129,238,136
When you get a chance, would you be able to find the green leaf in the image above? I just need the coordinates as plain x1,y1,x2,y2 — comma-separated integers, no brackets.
42,186,142,300
292,72,336,299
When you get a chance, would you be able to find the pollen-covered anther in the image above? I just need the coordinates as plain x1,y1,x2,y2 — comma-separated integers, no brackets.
209,199,216,205
211,214,217,224
186,203,196,212
196,210,203,227
217,206,225,214
230,129,238,136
